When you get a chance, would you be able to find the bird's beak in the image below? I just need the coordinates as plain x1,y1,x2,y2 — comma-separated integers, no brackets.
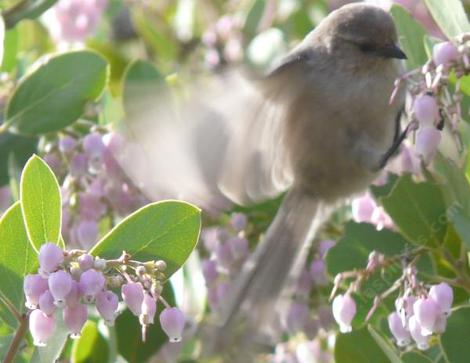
377,44,407,60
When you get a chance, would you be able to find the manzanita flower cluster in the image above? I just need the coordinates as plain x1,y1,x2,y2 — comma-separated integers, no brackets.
24,243,185,346
43,130,146,249
330,249,454,351
392,35,470,164
44,0,108,44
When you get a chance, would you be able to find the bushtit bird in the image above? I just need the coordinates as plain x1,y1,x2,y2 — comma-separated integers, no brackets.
119,3,406,360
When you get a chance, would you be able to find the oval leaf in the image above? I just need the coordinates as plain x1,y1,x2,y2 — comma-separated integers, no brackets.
390,5,428,70
381,175,446,246
5,50,108,135
335,327,392,363
0,202,36,322
90,200,201,277
441,306,470,363
424,0,470,39
20,155,62,251
71,321,110,363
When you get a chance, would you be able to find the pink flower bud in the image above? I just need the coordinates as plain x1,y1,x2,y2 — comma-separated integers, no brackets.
332,294,356,333
201,259,218,285
414,94,439,127
96,290,119,325
215,243,234,270
216,282,231,304
310,259,328,286
121,282,144,316
140,293,157,325
70,153,88,177
39,290,56,316
58,136,77,153
79,269,105,303
29,309,55,346
388,312,411,346
429,283,453,316
83,132,106,158
413,297,440,336
48,270,73,307
63,304,88,338
160,307,185,343
227,237,249,259
433,41,460,66
66,280,82,308
38,243,64,273
409,315,429,350
296,269,312,297
76,220,99,249
432,312,447,334
396,295,416,328
24,274,49,309
78,254,94,271
351,193,376,223
283,302,310,334
230,213,247,231
415,126,441,162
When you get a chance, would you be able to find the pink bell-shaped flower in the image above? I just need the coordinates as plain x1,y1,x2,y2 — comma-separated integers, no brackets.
29,309,55,346
160,307,185,343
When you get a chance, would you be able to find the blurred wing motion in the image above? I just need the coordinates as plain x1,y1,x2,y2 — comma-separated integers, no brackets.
117,69,294,212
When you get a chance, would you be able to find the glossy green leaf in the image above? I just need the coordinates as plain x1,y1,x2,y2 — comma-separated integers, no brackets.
0,202,36,325
390,5,428,70
335,327,392,363
368,326,401,363
115,286,175,363
401,352,433,363
424,0,470,39
441,306,470,363
381,175,446,245
71,321,110,363
5,50,108,135
20,155,62,251
90,201,201,277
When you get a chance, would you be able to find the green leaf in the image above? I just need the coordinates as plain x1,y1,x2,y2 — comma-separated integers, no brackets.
5,50,108,135
90,201,201,277
390,5,428,70
0,202,36,314
424,0,470,39
441,306,470,363
115,286,175,363
0,131,37,187
368,326,401,363
122,60,165,119
20,155,62,251
401,352,433,363
1,27,18,72
335,327,392,363
243,0,266,37
381,175,447,245
71,321,110,363
3,0,58,29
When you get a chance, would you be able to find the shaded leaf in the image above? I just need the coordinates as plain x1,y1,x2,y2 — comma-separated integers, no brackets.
71,321,109,363
0,202,36,318
335,327,391,363
441,306,470,363
5,51,108,135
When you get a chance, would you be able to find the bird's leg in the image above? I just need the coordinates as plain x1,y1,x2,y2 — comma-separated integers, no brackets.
377,116,417,170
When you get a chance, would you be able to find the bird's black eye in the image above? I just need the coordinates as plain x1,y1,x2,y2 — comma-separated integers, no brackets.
358,42,376,53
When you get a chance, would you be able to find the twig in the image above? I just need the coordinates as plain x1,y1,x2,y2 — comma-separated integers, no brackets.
3,313,28,363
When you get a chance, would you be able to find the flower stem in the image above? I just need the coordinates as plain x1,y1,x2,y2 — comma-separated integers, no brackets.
3,313,28,363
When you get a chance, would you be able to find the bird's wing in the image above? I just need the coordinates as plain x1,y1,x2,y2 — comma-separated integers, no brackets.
116,69,294,212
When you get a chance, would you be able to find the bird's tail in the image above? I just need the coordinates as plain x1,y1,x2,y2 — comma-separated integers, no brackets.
203,187,330,361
